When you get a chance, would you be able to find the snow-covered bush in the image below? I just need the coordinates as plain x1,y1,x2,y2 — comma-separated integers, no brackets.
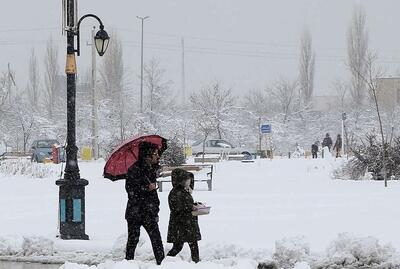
0,236,21,255
273,236,310,269
21,236,54,256
0,159,60,178
313,233,398,268
160,137,186,166
337,134,400,180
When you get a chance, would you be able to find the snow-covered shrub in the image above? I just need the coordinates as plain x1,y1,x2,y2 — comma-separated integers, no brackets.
0,236,21,255
0,159,60,178
21,236,54,256
339,134,400,181
273,236,310,269
332,157,371,181
160,137,186,166
313,233,398,268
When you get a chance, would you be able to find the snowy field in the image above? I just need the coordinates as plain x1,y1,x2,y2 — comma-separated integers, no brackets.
1,156,400,269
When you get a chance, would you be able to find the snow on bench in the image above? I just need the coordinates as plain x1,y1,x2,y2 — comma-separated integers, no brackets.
157,164,213,192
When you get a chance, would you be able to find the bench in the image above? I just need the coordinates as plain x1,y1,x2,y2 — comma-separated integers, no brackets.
194,157,220,163
0,151,32,161
157,164,213,192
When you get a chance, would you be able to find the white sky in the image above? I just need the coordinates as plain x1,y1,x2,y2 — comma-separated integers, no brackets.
2,0,400,98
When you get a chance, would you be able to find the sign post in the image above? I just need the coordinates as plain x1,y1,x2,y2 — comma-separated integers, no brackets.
260,123,272,158
260,124,271,134
341,112,346,156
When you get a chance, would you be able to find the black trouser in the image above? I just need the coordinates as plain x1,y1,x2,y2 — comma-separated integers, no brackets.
167,241,199,263
312,152,317,158
126,217,165,265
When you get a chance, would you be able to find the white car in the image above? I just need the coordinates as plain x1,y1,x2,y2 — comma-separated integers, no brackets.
191,139,253,157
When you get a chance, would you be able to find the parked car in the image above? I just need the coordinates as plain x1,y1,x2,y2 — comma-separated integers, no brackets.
31,139,63,163
191,139,254,157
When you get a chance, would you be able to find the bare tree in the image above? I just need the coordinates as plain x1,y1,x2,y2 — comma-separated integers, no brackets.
99,33,129,141
299,27,315,106
190,82,235,139
13,96,35,153
43,36,60,119
331,79,350,112
0,72,10,111
363,52,388,186
242,89,271,118
143,58,172,125
347,5,369,108
270,78,298,123
27,48,40,109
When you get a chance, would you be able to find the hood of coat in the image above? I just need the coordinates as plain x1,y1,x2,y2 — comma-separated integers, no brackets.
171,168,189,188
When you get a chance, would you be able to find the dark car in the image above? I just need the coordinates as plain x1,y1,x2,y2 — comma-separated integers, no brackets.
31,139,63,163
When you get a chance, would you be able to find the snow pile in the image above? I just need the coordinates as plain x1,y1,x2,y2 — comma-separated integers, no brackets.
59,258,258,269
273,236,310,269
292,262,311,269
0,159,60,178
0,236,21,255
111,233,146,260
0,235,54,257
21,236,54,256
201,242,272,262
314,233,400,268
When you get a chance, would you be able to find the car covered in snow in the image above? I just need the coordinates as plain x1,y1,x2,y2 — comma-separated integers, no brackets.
191,139,254,157
31,139,63,163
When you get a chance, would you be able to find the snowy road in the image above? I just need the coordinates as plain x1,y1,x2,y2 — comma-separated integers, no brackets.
1,157,400,268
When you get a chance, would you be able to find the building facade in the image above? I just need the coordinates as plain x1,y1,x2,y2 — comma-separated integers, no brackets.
376,77,400,111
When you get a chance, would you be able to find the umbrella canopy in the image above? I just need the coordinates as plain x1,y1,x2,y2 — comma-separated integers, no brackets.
103,134,167,181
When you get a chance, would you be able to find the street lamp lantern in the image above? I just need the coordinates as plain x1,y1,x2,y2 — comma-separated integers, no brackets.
94,26,110,56
56,1,109,240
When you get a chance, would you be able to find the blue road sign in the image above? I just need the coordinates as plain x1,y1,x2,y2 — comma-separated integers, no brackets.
260,124,271,134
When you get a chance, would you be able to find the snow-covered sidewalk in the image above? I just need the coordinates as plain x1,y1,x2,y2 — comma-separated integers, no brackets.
1,157,400,268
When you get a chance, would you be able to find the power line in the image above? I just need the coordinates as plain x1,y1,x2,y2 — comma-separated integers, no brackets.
122,40,400,64
0,27,58,33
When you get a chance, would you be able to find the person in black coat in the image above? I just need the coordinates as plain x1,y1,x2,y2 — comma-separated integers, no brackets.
167,168,201,263
125,142,164,265
322,133,333,151
311,141,318,159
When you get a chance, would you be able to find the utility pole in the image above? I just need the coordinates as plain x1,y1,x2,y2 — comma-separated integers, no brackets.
258,117,262,153
137,16,149,113
90,27,99,160
181,37,186,105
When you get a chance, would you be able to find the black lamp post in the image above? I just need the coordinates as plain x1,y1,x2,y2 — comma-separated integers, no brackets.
56,0,109,240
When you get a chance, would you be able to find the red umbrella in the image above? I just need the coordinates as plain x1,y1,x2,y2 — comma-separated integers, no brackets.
103,134,167,181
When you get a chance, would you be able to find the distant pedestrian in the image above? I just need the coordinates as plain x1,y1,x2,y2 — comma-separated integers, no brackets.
125,142,164,265
167,169,201,263
311,141,319,159
322,133,333,151
333,134,342,158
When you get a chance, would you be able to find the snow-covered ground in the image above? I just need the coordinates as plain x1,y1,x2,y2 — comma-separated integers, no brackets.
1,156,400,269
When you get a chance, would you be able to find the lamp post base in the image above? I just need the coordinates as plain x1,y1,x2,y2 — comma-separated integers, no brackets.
56,178,89,240
59,233,89,240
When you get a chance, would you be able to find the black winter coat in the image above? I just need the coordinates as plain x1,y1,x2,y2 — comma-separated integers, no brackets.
311,144,318,153
322,137,333,149
125,161,160,221
167,186,201,243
